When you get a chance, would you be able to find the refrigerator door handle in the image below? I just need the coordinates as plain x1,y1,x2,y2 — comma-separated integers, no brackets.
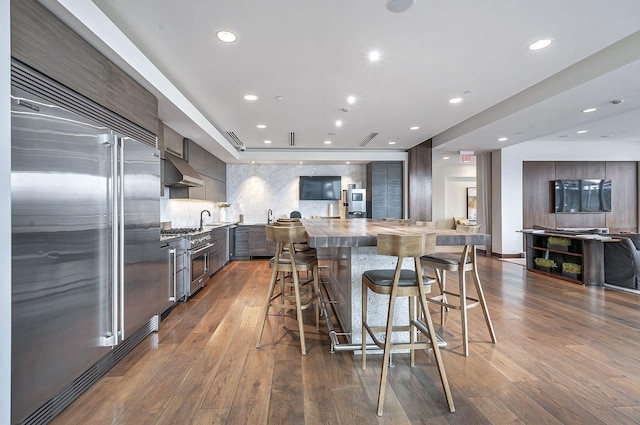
117,137,126,342
102,135,120,347
169,248,177,302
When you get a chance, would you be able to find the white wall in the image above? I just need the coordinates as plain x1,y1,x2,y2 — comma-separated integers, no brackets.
2,0,12,420
432,162,476,227
227,163,366,224
495,140,640,255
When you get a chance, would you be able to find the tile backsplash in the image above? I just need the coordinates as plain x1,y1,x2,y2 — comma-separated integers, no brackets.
160,163,367,227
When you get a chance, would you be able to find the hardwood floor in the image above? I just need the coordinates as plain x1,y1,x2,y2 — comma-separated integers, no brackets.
51,256,640,424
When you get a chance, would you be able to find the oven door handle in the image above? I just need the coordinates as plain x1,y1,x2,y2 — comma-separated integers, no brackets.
190,243,215,255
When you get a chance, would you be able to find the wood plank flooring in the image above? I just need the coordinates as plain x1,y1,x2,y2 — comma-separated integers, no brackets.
51,256,640,424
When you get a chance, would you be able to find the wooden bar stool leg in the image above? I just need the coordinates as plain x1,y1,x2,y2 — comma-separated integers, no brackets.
290,259,307,355
416,283,455,413
361,279,368,371
377,286,398,416
459,264,469,357
409,294,416,367
313,264,320,331
256,260,280,349
470,250,497,344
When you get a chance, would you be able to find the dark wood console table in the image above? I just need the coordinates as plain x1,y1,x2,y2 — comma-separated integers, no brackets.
521,230,617,286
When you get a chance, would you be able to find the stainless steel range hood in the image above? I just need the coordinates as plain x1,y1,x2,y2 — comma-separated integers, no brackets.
163,152,204,187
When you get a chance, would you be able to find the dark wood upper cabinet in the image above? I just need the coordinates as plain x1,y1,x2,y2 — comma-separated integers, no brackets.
11,0,158,135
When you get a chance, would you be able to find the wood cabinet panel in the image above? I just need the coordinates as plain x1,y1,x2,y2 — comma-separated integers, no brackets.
234,226,250,259
235,225,276,259
555,161,606,180
168,139,226,201
186,140,210,176
186,139,226,184
386,161,403,218
205,176,227,203
523,162,557,228
11,0,159,135
163,124,184,158
11,0,109,106
408,141,432,222
106,63,158,134
605,161,637,232
209,227,228,274
249,226,276,257
523,161,637,232
367,161,403,219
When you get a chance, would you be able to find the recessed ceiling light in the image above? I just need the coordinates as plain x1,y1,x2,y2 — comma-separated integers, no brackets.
443,156,450,160
528,39,553,51
216,30,237,43
369,50,381,62
410,126,419,130
335,120,343,127
299,161,303,164
346,161,350,164
449,97,463,104
264,140,272,144
324,140,332,145
347,96,356,104
577,130,588,134
387,0,415,13
244,94,258,101
275,96,284,100
582,108,598,113
251,161,255,164
388,141,396,145
256,124,266,129
498,137,508,142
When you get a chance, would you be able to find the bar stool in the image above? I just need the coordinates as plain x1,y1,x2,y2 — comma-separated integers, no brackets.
276,218,315,255
421,225,496,357
362,232,455,416
256,225,319,355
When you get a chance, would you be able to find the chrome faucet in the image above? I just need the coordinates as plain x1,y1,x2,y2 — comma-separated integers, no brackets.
199,209,211,230
267,209,273,224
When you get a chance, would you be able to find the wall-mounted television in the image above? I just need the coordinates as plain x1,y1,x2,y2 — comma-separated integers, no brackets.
554,179,611,213
299,176,341,200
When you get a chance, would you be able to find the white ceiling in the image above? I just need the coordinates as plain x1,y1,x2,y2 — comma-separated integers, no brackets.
42,0,640,164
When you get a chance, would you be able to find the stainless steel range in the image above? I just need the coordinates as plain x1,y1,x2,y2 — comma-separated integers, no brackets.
161,228,215,298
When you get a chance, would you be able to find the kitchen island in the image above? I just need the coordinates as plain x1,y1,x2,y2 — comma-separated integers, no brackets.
300,218,491,351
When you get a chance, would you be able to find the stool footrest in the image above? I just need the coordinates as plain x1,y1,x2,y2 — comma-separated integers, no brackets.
427,292,480,310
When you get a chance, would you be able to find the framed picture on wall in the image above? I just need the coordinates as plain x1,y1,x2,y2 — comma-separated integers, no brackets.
467,187,477,221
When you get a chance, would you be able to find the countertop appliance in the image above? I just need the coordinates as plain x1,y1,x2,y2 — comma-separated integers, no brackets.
11,62,167,424
347,188,367,219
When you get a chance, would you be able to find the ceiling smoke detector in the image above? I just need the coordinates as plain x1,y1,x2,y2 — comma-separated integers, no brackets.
386,0,415,13
611,99,624,105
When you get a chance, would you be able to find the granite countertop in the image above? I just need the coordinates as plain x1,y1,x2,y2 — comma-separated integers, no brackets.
300,218,490,248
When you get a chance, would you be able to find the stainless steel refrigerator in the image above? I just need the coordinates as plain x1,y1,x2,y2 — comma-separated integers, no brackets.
11,67,169,424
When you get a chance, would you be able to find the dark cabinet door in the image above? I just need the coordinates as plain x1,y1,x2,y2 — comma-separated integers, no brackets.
234,226,250,259
368,161,403,219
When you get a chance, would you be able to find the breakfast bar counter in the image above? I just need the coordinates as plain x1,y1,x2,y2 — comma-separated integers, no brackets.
300,218,491,351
